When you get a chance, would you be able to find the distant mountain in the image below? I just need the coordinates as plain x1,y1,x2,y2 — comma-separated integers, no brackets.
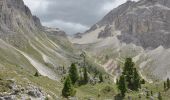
70,0,170,82
75,0,170,49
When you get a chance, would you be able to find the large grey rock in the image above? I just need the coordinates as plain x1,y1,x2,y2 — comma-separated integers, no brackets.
98,25,114,38
44,27,67,37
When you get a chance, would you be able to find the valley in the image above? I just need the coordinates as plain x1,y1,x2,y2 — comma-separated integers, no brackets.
0,0,170,100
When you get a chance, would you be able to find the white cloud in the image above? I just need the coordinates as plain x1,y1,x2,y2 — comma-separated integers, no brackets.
43,20,89,35
23,0,48,14
102,0,140,13
23,0,140,34
102,0,126,12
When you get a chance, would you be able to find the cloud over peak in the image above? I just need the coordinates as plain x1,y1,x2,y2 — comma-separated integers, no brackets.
24,0,139,34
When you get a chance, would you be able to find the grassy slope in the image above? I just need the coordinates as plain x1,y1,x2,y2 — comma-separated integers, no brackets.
0,29,75,99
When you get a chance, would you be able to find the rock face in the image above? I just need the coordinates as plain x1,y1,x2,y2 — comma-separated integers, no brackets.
0,0,36,33
86,0,170,49
44,27,67,37
98,25,114,38
0,0,75,99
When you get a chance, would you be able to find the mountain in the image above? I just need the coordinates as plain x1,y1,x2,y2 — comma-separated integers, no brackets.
73,0,170,48
0,0,78,99
1,0,170,99
70,0,170,82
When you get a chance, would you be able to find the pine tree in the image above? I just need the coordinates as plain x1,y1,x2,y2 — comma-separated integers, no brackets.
141,79,145,84
123,58,135,90
158,92,162,100
151,91,153,96
62,76,76,98
116,79,119,85
118,75,127,97
69,63,79,85
146,91,150,99
164,82,167,90
99,73,104,83
83,67,88,84
167,78,170,89
133,68,141,90
34,71,39,77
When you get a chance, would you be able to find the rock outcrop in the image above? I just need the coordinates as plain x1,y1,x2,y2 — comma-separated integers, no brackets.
44,27,67,37
85,0,170,49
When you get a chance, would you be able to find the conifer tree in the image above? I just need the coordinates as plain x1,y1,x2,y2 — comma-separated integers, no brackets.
158,92,162,100
69,63,79,85
118,75,127,97
83,67,88,84
146,91,150,99
133,68,141,90
99,73,104,83
34,71,39,77
164,82,167,90
141,79,145,84
123,58,134,90
116,79,119,85
151,91,153,96
62,76,76,98
167,78,170,89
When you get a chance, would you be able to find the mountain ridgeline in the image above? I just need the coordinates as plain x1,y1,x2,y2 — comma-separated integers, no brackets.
71,0,170,82
1,0,170,99
87,0,170,48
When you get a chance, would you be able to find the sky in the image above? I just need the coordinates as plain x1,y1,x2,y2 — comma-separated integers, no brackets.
23,0,139,35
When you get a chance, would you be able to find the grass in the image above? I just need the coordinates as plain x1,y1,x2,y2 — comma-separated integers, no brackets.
76,83,117,100
0,79,13,93
0,61,62,99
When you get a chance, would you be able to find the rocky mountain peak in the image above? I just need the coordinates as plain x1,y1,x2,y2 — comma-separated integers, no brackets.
1,0,32,17
83,0,170,49
0,0,42,33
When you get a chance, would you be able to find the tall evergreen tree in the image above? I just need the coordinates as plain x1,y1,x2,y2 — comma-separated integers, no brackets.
123,58,135,90
118,75,127,97
99,73,104,83
151,91,153,96
83,67,88,84
69,63,79,85
164,82,167,90
167,78,170,89
62,76,76,98
116,79,119,85
133,68,141,90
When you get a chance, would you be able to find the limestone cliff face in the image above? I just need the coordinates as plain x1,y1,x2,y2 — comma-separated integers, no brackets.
0,0,44,34
116,0,170,48
86,0,170,48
